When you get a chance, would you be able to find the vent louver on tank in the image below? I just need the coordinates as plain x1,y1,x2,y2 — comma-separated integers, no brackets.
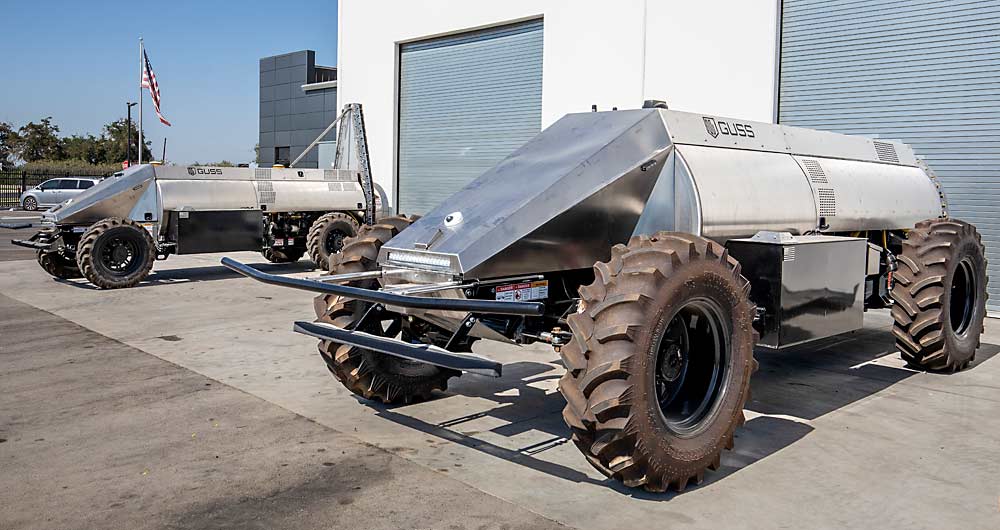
801,159,828,183
258,180,276,204
255,168,275,204
323,169,353,182
327,182,344,192
873,141,899,164
783,246,796,262
817,188,837,217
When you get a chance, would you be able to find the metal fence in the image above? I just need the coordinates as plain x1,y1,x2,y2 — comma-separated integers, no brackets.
0,169,112,209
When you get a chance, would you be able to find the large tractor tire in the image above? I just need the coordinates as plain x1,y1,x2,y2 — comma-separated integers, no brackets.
560,232,757,493
313,215,457,404
37,250,82,280
307,212,360,271
262,247,304,264
891,218,987,372
76,217,156,289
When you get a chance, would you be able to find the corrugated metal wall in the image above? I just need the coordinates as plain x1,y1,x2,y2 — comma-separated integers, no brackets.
397,19,543,215
779,0,1000,313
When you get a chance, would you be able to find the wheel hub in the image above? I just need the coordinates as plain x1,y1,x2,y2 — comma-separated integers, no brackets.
99,234,140,274
654,298,730,436
325,230,346,254
111,244,130,264
659,343,685,382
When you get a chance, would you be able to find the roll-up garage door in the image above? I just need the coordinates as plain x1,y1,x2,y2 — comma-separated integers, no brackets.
397,18,543,215
779,0,1000,313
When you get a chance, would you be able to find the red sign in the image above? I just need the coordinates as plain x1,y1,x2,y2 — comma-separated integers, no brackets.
122,160,130,169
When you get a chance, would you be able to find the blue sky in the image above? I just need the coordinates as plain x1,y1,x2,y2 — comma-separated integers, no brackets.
1,0,338,164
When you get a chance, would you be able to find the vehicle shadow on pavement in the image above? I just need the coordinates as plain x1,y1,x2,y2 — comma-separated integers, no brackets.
373,361,608,486
363,328,1000,499
53,261,318,290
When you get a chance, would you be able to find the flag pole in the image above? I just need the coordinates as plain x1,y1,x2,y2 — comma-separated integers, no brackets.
138,37,144,165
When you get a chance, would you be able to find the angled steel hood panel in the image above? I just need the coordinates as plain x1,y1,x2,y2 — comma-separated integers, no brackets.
383,109,673,277
471,147,670,278
51,165,155,225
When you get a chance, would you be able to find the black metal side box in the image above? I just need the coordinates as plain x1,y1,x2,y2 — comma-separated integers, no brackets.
726,233,867,349
168,210,262,255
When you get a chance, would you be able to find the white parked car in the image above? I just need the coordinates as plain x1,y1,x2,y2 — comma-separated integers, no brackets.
19,177,101,211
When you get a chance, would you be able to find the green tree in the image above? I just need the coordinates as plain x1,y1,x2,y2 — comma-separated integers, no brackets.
102,118,151,163
61,134,105,165
0,122,18,169
20,159,119,174
16,117,63,162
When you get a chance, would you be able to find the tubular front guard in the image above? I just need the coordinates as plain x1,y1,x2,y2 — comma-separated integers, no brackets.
221,257,545,377
0,222,35,230
221,257,543,315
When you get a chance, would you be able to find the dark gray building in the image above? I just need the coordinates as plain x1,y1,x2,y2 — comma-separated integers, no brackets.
259,50,337,168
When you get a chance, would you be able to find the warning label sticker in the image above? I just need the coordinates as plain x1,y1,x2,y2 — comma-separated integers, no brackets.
140,222,157,238
495,280,549,302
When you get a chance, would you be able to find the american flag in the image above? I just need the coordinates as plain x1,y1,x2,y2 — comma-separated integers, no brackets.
140,49,171,126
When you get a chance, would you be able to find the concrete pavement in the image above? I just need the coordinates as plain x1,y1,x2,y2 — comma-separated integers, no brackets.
0,293,566,530
0,213,43,262
1,250,999,529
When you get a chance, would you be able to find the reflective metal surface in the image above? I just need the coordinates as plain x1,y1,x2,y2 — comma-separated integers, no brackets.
676,145,817,240
53,166,155,225
153,165,365,214
379,107,943,280
382,109,673,278
50,164,366,228
727,234,867,349
790,155,943,232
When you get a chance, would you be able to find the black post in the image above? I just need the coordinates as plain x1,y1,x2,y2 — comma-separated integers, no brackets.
20,170,25,196
126,102,137,165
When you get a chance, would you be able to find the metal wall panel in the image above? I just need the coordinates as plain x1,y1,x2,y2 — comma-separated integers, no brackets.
397,19,543,215
779,0,1000,313
259,51,336,168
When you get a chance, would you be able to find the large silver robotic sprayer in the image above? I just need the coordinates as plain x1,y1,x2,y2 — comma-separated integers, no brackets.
9,104,384,288
225,105,987,494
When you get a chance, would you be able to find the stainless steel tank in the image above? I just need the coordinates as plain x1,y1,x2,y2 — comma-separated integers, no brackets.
380,108,946,279
48,164,367,230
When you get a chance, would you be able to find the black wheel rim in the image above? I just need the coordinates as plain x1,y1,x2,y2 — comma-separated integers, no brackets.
98,233,143,276
950,258,976,336
324,229,347,255
654,298,730,436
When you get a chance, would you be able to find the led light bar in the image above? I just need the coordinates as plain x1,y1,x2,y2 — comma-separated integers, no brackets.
386,250,452,270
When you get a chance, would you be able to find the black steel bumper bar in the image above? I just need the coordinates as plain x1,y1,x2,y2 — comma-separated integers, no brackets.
11,238,51,250
294,321,502,377
221,257,544,316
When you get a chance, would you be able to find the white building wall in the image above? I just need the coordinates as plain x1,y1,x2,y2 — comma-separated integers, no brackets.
338,0,778,208
643,1,779,121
